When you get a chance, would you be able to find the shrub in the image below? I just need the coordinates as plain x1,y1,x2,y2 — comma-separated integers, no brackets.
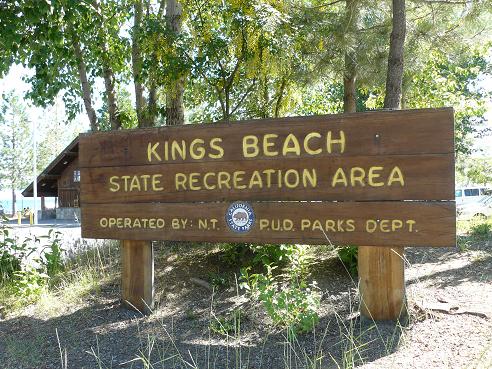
470,221,492,237
37,230,65,278
240,264,320,337
337,245,358,275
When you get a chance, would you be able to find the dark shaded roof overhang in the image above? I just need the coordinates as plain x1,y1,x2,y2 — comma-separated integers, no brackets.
22,137,79,197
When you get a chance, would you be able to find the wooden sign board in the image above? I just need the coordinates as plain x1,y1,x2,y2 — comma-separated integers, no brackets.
80,108,456,247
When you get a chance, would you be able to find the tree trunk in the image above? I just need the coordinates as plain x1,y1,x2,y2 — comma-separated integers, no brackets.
359,0,407,322
343,0,358,113
73,39,98,131
384,0,406,109
132,0,147,128
166,0,185,126
102,61,121,130
11,187,15,215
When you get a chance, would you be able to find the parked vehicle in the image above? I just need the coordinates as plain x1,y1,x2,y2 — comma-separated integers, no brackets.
457,195,492,220
455,187,491,205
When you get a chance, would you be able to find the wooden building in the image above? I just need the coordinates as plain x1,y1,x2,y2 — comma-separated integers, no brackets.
22,138,80,220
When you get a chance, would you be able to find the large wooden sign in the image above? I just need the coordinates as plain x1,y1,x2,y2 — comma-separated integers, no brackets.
80,108,456,247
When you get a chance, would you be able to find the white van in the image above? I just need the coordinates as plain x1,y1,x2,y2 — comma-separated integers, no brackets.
455,187,491,205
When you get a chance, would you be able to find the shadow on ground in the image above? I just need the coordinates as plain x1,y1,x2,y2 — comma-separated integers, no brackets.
5,240,489,368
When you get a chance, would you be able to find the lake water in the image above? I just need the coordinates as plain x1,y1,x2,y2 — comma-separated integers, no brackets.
0,197,57,213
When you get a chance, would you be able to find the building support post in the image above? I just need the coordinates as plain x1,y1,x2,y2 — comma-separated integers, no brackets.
121,240,154,314
358,246,406,321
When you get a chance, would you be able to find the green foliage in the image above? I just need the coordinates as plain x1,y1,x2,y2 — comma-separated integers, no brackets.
470,221,492,238
250,244,298,267
37,230,65,279
209,309,242,337
0,91,32,196
10,267,48,302
239,245,319,336
207,271,229,289
241,265,320,336
218,243,299,268
337,246,358,275
0,222,34,282
0,222,65,305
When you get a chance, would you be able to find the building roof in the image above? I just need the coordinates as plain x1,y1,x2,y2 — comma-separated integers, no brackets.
22,137,79,197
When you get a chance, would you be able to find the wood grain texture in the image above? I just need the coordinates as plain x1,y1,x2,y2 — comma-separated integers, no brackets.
79,108,454,168
121,240,154,313
81,201,456,247
358,246,406,320
80,154,454,203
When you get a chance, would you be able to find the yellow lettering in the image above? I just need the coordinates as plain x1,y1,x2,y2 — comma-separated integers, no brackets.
147,142,161,162
217,171,231,189
325,220,336,232
203,172,216,190
350,167,366,187
260,219,269,230
346,219,355,232
380,220,390,232
407,220,416,232
243,135,259,158
175,173,187,190
248,171,263,188
301,219,311,230
332,168,348,187
368,166,384,187
233,171,246,189
171,140,186,160
140,175,150,190
109,176,120,192
282,134,301,156
100,218,108,228
152,174,164,191
189,172,201,190
366,220,377,233
190,139,206,160
387,166,405,186
284,169,300,189
263,169,275,188
129,176,141,192
263,134,279,156
326,130,345,153
209,138,224,159
304,132,322,155
392,219,403,231
302,169,317,188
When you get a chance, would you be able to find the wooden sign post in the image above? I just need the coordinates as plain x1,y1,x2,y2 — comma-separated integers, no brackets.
79,108,456,319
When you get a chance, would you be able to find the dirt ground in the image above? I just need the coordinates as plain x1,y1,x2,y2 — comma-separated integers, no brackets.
0,233,491,369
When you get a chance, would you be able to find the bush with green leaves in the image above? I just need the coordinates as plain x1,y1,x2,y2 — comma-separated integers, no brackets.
240,265,320,336
11,267,48,301
470,220,492,238
36,229,65,278
337,246,358,275
239,245,320,336
0,222,65,304
218,242,302,269
0,222,34,282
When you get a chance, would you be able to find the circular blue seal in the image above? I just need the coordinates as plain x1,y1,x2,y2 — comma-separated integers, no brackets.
225,202,255,233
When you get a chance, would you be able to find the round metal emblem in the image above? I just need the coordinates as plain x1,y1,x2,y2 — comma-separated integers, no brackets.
225,202,255,233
